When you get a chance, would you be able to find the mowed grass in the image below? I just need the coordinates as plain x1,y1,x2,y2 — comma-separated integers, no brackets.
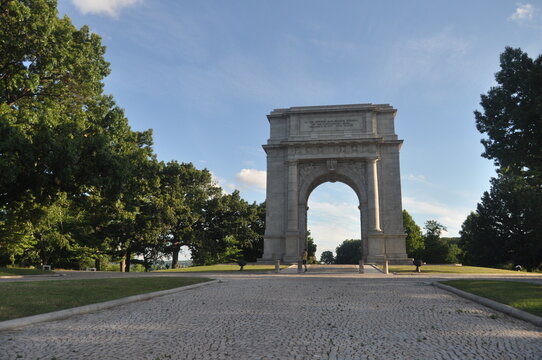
388,265,523,274
0,277,210,321
0,267,51,276
442,280,542,317
156,264,287,273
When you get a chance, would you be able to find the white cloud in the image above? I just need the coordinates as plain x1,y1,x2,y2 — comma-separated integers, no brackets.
402,196,471,237
71,0,141,17
308,201,359,223
308,200,360,258
235,169,266,190
403,173,429,184
509,3,535,23
309,223,359,256
209,172,235,194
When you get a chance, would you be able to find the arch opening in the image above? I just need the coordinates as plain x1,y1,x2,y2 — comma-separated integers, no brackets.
305,181,362,264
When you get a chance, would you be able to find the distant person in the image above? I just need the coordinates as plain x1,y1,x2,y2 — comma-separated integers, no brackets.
302,249,308,272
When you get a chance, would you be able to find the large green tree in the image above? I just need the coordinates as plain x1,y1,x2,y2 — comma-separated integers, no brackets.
192,191,264,265
475,47,542,183
335,239,361,264
0,0,272,270
462,47,542,271
305,230,317,263
0,0,156,267
422,220,448,264
239,201,265,262
460,173,542,270
402,210,424,260
159,161,220,268
320,250,334,264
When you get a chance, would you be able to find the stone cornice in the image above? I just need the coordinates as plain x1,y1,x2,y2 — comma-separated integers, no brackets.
264,139,403,147
268,103,396,119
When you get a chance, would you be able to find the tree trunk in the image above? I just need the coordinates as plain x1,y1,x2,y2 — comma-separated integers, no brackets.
171,243,181,269
120,258,126,272
95,257,101,271
125,249,131,272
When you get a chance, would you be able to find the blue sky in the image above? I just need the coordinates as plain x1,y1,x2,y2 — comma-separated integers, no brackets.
58,0,542,258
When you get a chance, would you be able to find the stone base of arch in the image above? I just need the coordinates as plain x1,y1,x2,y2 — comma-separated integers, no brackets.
365,233,413,265
258,233,412,265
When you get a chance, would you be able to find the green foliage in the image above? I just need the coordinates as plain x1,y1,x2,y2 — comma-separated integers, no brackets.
320,250,335,264
422,220,449,263
306,230,318,264
335,239,361,264
402,210,424,259
0,0,267,270
191,191,265,266
0,0,155,268
441,238,462,264
460,173,542,270
159,161,220,268
463,47,542,271
474,47,542,183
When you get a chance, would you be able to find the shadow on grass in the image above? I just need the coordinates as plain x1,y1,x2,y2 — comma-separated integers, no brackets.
0,277,211,321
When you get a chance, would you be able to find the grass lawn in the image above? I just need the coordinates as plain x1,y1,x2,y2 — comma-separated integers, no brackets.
0,277,210,321
386,265,524,274
0,267,51,276
156,264,287,273
442,280,542,317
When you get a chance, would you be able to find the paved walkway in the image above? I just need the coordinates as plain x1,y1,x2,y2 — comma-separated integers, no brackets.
1,275,541,359
280,264,382,274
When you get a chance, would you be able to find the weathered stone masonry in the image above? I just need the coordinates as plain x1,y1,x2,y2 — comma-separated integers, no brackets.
259,103,410,264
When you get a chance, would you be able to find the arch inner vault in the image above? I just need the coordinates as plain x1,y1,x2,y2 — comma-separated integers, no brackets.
259,104,410,264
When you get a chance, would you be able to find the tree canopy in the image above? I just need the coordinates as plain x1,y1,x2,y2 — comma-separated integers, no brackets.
461,47,542,271
0,0,266,270
320,250,334,264
402,210,424,259
335,239,361,264
475,47,542,183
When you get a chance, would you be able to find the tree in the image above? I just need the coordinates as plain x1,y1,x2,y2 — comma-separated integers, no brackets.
475,47,542,183
239,201,265,262
0,0,159,268
192,190,260,266
159,161,220,268
320,250,335,264
306,230,317,264
402,210,424,259
441,237,461,264
462,47,542,271
460,173,542,270
422,220,448,264
335,239,361,264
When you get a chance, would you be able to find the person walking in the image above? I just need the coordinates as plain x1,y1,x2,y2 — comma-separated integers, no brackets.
302,249,308,272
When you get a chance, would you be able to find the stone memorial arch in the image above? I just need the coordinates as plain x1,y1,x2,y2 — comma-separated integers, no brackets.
259,104,410,264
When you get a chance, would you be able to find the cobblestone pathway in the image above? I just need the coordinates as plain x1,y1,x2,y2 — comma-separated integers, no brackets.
1,276,541,359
